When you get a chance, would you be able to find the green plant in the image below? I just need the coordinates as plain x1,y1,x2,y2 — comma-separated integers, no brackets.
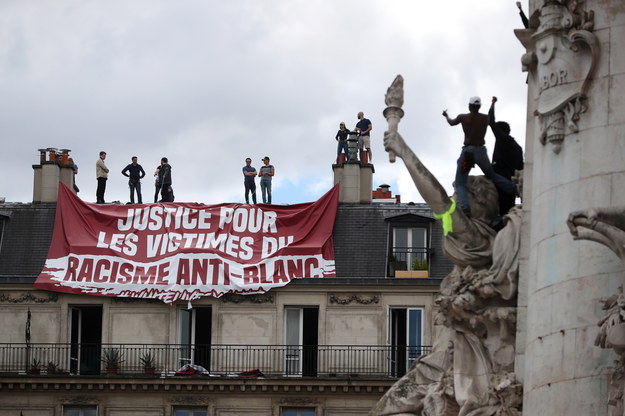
139,352,155,368
30,358,42,371
46,361,58,373
101,348,125,369
412,258,428,271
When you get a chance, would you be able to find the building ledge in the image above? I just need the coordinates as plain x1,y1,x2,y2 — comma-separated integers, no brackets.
289,277,443,286
0,375,396,394
0,277,444,286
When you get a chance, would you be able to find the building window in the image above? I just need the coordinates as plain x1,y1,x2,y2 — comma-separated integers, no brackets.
173,407,208,416
69,305,102,375
389,307,424,377
281,407,316,416
285,307,318,376
388,225,430,277
179,306,212,370
63,405,97,416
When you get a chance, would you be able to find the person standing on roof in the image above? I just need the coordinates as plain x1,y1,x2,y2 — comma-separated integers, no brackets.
242,157,257,204
259,156,275,204
95,151,109,204
158,157,173,202
335,122,350,163
355,112,373,160
121,156,146,204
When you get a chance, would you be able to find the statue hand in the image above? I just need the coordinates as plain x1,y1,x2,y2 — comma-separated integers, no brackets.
567,208,599,238
383,130,406,159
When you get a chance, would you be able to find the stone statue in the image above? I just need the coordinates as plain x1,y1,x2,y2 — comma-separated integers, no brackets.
369,123,523,415
568,207,625,416
384,74,405,164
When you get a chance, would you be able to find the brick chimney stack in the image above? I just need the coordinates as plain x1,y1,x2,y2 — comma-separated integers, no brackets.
372,184,401,204
32,148,78,202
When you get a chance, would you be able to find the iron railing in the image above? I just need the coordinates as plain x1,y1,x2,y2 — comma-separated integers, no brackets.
0,343,432,378
388,247,429,276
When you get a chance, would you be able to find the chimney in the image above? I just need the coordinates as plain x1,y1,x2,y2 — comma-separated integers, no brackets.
372,184,400,204
332,135,374,203
32,148,78,202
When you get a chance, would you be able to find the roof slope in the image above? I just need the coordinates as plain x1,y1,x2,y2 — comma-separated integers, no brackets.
0,203,55,280
0,202,452,281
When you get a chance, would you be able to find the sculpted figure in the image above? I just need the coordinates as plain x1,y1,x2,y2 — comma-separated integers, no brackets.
568,207,625,416
369,131,522,416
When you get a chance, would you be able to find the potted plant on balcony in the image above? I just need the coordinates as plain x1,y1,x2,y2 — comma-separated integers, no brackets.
102,348,124,375
45,361,58,375
139,352,156,376
27,358,42,375
395,258,429,278
411,258,429,278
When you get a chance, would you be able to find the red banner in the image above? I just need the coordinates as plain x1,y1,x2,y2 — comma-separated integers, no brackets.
34,183,338,303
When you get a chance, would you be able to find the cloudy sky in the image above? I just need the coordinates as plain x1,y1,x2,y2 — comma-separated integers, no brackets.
0,0,529,205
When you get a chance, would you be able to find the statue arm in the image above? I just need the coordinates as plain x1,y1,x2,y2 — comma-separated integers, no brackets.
592,207,625,231
568,207,625,234
384,130,472,233
568,208,625,262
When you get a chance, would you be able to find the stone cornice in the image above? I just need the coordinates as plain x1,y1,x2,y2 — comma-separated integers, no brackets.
0,376,394,395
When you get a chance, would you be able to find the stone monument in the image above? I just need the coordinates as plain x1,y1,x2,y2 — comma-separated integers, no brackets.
370,115,524,414
516,1,623,414
371,1,625,414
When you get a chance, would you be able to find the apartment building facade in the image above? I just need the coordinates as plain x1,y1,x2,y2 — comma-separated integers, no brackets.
0,150,451,416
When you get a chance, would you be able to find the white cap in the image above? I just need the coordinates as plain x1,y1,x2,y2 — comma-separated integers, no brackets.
469,96,481,105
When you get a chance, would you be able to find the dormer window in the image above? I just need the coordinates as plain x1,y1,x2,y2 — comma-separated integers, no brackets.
385,214,434,278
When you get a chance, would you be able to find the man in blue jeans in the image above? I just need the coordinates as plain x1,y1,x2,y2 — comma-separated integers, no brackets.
259,156,275,204
443,96,517,217
242,157,257,204
121,156,146,204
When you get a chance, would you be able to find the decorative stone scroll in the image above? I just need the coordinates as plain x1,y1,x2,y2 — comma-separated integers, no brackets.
278,397,318,405
0,292,59,303
169,395,211,405
220,293,274,304
59,395,99,404
516,0,599,154
329,294,380,305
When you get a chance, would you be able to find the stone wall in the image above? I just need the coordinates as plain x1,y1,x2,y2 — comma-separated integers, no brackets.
518,1,625,414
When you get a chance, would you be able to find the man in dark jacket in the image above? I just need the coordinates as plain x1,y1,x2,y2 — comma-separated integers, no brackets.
158,157,174,202
489,97,524,215
121,156,146,204
443,96,518,217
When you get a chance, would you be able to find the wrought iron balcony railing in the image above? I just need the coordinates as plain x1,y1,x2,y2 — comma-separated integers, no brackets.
0,343,432,378
388,246,429,277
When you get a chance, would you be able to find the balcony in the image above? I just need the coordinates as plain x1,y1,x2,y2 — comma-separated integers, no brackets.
0,343,431,379
388,247,429,278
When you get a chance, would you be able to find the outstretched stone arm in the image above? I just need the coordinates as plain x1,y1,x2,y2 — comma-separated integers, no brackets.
567,207,625,262
384,130,472,234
